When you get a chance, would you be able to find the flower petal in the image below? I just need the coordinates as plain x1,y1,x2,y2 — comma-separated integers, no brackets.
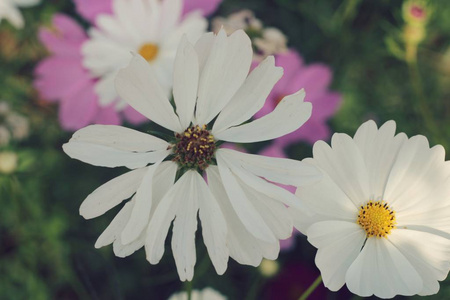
215,89,311,143
173,36,199,129
385,135,449,212
346,237,422,298
63,141,170,169
312,134,370,207
121,161,162,245
389,229,450,296
115,54,183,132
195,172,229,275
67,125,169,152
217,155,277,243
206,166,279,266
212,56,283,133
290,159,358,233
217,148,320,187
95,198,135,249
353,120,407,198
113,237,144,258
171,171,199,281
307,221,366,291
195,29,252,125
145,170,189,265
80,167,148,219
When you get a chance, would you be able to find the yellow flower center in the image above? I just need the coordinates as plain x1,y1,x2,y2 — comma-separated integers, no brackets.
357,201,396,238
138,43,159,62
173,125,216,171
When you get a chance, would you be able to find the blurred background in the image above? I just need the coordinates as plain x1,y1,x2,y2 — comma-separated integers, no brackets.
1,0,450,299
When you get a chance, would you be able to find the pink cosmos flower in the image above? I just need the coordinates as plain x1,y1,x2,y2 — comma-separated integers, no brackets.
255,50,342,147
34,0,222,131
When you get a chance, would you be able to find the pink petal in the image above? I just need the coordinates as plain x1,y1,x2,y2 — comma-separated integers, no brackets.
59,80,99,131
273,50,303,94
38,14,86,57
285,63,332,96
34,57,90,101
122,105,149,125
253,50,303,119
94,104,121,125
182,0,222,17
275,120,331,147
73,0,113,24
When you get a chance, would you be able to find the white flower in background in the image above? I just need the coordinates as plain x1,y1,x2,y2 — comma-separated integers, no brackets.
0,101,29,146
0,151,18,174
168,288,226,300
290,120,450,298
212,9,288,61
82,0,207,110
63,29,320,281
212,10,262,34
0,0,39,29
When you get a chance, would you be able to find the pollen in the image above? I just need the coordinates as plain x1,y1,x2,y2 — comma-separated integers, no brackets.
357,200,396,238
173,125,216,171
138,43,159,62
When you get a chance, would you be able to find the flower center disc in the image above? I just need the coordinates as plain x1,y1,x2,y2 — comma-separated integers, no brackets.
139,43,159,62
357,201,396,238
173,125,216,171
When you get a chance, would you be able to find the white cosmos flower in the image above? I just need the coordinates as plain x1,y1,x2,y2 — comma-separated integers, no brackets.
0,0,39,29
290,120,450,298
168,288,226,300
63,29,321,281
82,0,207,110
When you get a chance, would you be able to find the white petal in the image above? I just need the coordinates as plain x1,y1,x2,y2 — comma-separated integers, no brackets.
212,56,283,133
95,198,135,249
290,160,358,233
150,161,179,217
80,167,148,219
217,155,277,243
217,150,308,211
307,221,366,291
121,161,162,245
353,120,407,198
385,136,448,212
173,36,199,129
115,54,183,132
312,134,370,207
389,229,450,296
113,237,144,258
346,237,422,298
158,0,182,38
215,89,311,143
195,29,252,125
145,170,189,265
206,166,279,266
171,171,199,281
241,181,293,240
63,141,170,169
195,173,229,275
2,5,24,29
217,148,321,187
194,32,215,72
66,125,169,152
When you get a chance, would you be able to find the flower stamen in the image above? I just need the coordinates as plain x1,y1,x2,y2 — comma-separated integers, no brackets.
357,200,396,238
139,43,159,62
173,125,216,170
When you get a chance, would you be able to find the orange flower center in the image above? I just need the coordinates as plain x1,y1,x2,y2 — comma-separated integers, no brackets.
138,43,159,62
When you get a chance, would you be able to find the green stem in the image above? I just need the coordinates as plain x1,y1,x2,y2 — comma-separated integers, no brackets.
298,275,322,300
407,61,442,143
185,280,193,300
